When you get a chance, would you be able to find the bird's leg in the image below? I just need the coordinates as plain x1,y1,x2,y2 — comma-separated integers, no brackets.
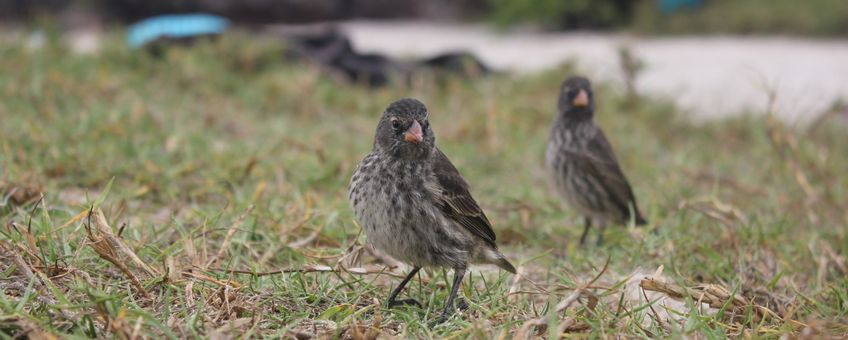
579,217,592,246
387,267,422,309
595,223,606,246
431,267,466,326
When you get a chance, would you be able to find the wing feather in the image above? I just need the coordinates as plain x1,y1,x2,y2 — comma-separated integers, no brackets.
582,129,645,224
427,148,498,247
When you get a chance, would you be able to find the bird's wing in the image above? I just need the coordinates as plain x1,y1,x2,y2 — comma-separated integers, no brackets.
427,148,498,247
566,128,644,223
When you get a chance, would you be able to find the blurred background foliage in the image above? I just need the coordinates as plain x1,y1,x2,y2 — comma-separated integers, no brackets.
488,0,848,36
3,0,848,36
633,0,848,36
487,0,633,30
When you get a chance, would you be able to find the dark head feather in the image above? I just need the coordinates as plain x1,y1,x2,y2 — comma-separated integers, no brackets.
558,76,595,120
374,98,435,160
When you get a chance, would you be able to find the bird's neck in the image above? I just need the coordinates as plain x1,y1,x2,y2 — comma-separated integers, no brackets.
555,110,594,129
378,154,430,178
376,146,433,166
551,114,597,148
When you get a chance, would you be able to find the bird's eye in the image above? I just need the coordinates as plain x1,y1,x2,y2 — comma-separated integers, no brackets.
390,119,401,129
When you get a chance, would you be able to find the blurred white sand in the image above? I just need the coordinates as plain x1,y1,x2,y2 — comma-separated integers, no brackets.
341,21,848,123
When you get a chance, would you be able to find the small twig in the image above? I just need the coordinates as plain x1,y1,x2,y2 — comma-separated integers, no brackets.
554,256,611,313
287,225,323,249
336,243,364,269
85,214,151,300
185,280,196,310
516,273,551,296
90,208,160,277
641,286,667,330
130,316,143,340
516,257,611,337
26,194,44,233
683,169,768,196
618,302,656,337
49,208,89,235
507,266,523,302
206,205,255,268
9,221,44,268
362,243,404,269
555,288,586,314
1,241,43,287
181,271,242,289
513,317,547,340
554,317,577,337
639,278,805,328
203,264,411,280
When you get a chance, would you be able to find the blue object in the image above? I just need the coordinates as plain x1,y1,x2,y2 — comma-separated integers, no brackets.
127,14,230,48
658,0,703,14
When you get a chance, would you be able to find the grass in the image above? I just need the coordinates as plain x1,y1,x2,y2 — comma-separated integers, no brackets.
1,32,847,338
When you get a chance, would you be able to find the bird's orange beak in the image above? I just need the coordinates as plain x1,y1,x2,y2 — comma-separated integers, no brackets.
572,89,589,107
403,120,423,144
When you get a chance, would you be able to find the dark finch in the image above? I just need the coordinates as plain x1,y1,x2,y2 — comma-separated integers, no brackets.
349,98,516,324
545,76,647,245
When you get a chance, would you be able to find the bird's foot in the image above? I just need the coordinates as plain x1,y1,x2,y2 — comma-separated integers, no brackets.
429,311,453,327
387,298,422,309
428,300,467,327
579,232,590,247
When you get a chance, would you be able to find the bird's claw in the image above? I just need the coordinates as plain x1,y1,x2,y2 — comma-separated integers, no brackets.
429,299,467,327
429,312,451,327
387,298,422,309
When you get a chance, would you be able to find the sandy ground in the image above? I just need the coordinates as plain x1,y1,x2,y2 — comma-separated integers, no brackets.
341,21,848,123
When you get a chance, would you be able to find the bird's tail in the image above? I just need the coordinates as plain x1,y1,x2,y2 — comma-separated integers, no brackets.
484,245,516,274
635,214,647,226
629,203,647,227
482,247,517,274
496,257,517,274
